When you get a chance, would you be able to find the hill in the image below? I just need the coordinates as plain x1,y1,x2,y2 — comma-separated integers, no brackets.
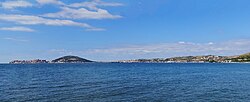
52,56,93,63
117,55,232,63
231,53,250,62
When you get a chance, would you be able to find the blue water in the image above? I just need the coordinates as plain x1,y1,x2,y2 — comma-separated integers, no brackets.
1,63,250,102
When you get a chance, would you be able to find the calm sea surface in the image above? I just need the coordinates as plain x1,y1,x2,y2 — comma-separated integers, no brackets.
1,63,250,102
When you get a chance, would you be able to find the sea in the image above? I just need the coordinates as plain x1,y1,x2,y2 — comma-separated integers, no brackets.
1,63,250,102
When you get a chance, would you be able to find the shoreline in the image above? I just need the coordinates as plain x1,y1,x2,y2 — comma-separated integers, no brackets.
2,62,250,64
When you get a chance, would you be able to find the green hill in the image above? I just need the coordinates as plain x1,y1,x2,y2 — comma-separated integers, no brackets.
231,53,250,62
52,56,93,63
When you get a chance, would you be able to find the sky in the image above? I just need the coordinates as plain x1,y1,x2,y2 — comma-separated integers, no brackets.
1,0,250,62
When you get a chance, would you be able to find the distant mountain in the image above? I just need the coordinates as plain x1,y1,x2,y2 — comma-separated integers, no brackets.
52,56,93,63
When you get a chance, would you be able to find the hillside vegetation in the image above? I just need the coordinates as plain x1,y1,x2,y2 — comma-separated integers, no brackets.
52,56,93,63
232,53,250,62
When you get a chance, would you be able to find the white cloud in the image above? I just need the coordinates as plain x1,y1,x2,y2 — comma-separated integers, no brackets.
3,37,28,42
43,7,122,19
0,26,35,32
48,49,73,55
0,0,122,31
93,0,123,7
0,14,102,31
208,42,214,45
49,39,250,61
69,0,123,10
36,0,64,5
178,41,185,44
86,27,106,31
0,0,33,9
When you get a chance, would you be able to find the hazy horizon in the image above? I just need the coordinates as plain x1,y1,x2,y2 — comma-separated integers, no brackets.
1,0,250,63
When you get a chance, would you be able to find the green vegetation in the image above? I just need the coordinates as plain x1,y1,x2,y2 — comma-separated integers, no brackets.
52,56,93,63
231,53,250,62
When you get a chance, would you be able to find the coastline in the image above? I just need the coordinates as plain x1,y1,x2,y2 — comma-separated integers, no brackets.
4,62,250,64
7,53,250,64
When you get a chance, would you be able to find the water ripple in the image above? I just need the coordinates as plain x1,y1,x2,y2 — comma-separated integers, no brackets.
1,63,250,101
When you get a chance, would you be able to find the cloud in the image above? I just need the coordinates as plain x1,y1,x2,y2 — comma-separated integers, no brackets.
43,7,121,20
91,40,250,56
93,0,123,7
3,37,28,42
0,0,122,31
36,0,123,10
48,39,250,60
0,0,33,9
36,0,65,5
0,14,102,31
86,27,106,31
48,49,73,55
69,0,123,10
0,26,35,32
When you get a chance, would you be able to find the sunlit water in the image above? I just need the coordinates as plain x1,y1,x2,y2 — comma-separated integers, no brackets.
1,63,250,102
